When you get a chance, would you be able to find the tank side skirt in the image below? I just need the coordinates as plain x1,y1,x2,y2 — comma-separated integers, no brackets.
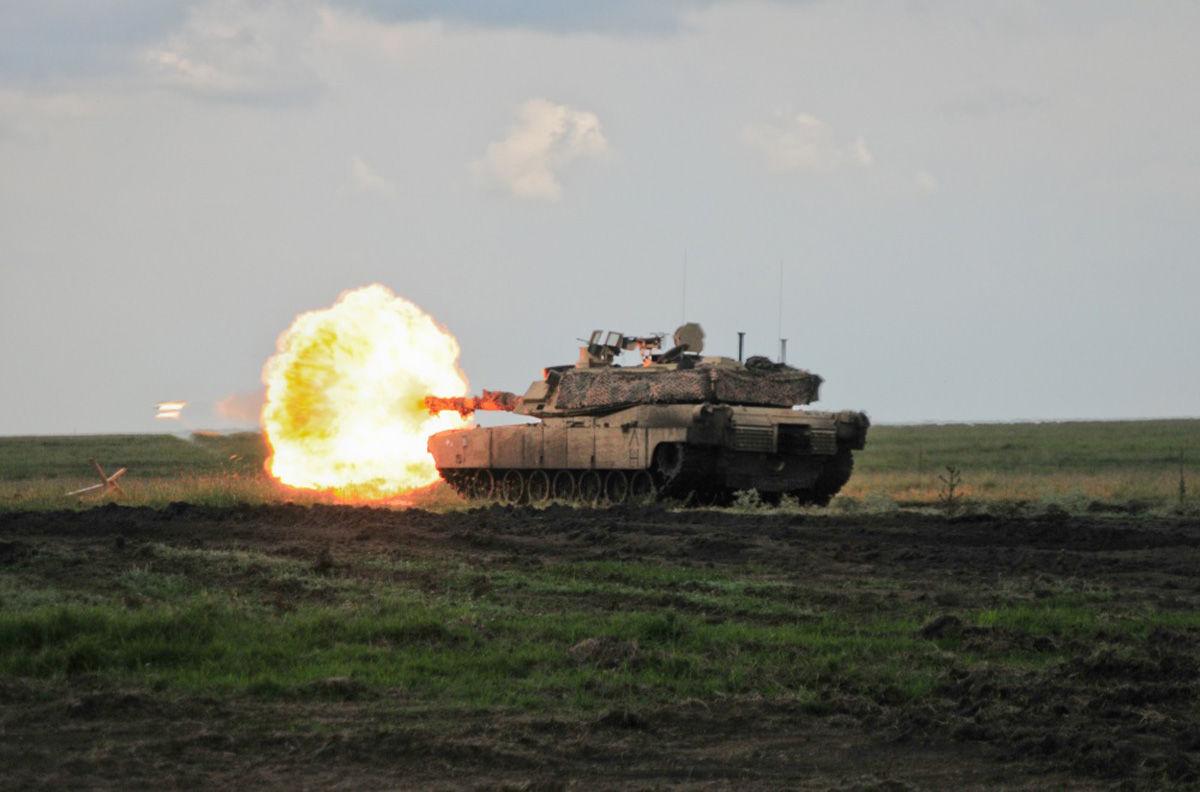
429,408,864,504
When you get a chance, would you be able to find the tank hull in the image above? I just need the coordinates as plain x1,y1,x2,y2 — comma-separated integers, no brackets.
428,403,868,505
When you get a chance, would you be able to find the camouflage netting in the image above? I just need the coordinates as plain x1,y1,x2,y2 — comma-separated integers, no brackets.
553,364,822,411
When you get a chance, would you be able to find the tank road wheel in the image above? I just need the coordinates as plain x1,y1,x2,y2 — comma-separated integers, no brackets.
577,471,603,506
500,470,526,505
468,469,495,501
456,471,480,499
440,471,464,497
526,470,551,504
629,470,656,504
604,470,630,504
551,470,576,501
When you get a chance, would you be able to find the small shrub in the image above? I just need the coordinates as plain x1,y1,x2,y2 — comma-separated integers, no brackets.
938,466,963,514
830,495,859,513
1179,450,1187,508
777,494,803,512
731,489,765,511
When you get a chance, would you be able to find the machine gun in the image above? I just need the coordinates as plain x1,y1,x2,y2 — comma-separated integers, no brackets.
579,330,664,367
579,322,705,367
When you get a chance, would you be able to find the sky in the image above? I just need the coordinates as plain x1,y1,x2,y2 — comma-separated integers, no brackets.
1,0,1198,434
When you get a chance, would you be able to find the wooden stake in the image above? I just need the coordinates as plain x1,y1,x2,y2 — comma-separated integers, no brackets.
66,459,128,498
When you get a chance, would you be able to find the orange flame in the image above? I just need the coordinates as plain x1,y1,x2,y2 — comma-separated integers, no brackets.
261,284,469,501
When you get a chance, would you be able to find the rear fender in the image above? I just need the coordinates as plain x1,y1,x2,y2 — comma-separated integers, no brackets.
835,411,870,449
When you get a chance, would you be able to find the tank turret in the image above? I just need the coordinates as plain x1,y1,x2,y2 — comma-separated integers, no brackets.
426,324,868,506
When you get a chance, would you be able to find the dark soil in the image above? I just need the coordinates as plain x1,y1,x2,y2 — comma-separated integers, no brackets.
2,503,1198,790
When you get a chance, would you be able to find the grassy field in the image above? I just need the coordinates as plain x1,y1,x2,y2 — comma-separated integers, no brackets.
6,549,1194,709
0,554,943,707
845,418,1200,509
3,503,1198,787
2,423,1199,786
1,418,1196,511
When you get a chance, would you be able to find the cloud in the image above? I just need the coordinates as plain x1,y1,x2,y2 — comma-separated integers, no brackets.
0,1,190,82
348,155,397,199
0,0,724,84
476,99,609,201
142,0,321,101
333,0,720,35
915,170,940,195
314,6,439,59
741,113,873,174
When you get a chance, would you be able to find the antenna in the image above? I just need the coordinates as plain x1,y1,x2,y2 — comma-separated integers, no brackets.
777,260,784,362
777,260,787,345
682,249,688,324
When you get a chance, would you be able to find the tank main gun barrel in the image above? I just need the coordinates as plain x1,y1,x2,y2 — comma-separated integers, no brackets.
425,389,522,417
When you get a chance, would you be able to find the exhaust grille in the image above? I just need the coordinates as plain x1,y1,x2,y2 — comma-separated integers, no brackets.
733,425,775,453
810,427,838,455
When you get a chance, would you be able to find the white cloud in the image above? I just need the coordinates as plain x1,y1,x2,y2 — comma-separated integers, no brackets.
741,113,873,174
915,170,940,195
476,98,609,201
143,0,319,101
348,155,397,199
314,6,441,59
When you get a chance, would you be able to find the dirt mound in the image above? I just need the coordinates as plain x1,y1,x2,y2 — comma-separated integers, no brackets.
918,614,964,639
593,708,650,730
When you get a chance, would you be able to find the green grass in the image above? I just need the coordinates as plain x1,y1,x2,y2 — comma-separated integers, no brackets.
0,590,937,709
2,427,1195,787
4,552,1188,711
0,419,1197,510
843,419,1199,507
858,419,1199,474
0,433,265,480
974,600,1200,638
1,516,1194,722
0,532,952,709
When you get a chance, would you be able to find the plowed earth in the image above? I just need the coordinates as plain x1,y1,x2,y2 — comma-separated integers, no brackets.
2,504,1198,790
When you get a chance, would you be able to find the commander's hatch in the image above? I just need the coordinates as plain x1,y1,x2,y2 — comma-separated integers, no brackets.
649,323,706,367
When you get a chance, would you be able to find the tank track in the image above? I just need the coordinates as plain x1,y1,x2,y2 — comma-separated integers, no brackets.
440,467,657,506
652,443,727,505
439,445,855,507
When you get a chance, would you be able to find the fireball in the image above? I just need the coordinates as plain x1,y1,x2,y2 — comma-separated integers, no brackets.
261,284,469,500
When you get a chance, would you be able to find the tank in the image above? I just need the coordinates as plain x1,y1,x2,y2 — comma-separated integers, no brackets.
425,324,869,506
